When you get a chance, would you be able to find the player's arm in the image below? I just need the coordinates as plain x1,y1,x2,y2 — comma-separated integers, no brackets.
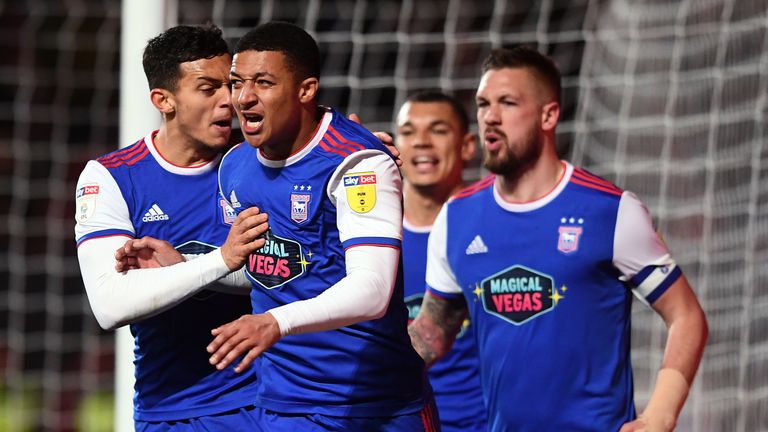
618,275,707,432
614,192,708,432
408,203,468,367
409,292,467,368
78,206,267,330
75,161,267,330
116,236,253,294
207,150,402,373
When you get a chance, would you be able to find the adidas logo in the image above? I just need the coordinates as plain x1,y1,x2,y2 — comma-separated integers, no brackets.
465,235,488,255
142,204,170,222
230,190,241,208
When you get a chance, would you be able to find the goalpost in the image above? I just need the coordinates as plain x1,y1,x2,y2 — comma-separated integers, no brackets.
117,1,173,430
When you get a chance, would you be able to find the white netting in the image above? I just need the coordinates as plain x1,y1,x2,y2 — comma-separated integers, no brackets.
1,1,121,431
1,1,766,431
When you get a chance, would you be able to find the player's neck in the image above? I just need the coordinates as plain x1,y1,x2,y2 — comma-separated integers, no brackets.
495,147,564,204
403,181,463,227
154,127,218,167
260,106,323,160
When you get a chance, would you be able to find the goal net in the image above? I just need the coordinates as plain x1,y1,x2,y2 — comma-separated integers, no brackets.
1,1,765,431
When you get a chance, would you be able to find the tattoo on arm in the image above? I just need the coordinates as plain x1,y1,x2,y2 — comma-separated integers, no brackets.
408,292,467,368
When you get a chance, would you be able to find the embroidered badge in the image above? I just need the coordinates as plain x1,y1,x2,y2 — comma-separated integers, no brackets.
75,183,100,223
343,172,377,213
557,217,584,254
290,192,311,224
220,199,236,224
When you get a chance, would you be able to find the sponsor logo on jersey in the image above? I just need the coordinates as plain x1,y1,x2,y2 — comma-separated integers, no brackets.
290,192,311,224
142,204,170,222
229,190,241,208
404,293,425,324
343,172,377,213
479,265,557,325
465,235,488,255
245,229,308,289
76,184,100,198
75,183,99,223
557,217,584,254
220,199,236,225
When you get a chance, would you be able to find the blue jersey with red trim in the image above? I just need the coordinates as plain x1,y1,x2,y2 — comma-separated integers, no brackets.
218,108,428,417
426,162,682,431
403,225,487,431
74,132,257,421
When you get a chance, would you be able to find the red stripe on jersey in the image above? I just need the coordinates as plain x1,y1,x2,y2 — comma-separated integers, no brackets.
328,125,365,152
318,139,351,158
570,177,623,196
324,132,360,155
420,400,439,432
454,174,495,199
98,141,146,164
572,168,622,194
101,146,150,168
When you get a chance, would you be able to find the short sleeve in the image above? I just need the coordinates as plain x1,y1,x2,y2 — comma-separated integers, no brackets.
614,191,682,304
74,160,134,246
328,150,402,250
425,204,463,298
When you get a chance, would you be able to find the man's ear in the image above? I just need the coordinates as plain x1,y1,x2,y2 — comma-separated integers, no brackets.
298,77,319,103
150,88,176,114
461,133,477,162
541,101,560,132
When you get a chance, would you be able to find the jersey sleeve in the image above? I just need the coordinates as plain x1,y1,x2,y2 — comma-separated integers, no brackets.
425,204,464,298
614,191,682,305
328,150,402,249
74,160,134,246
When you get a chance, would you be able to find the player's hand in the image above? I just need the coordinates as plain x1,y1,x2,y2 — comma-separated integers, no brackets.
207,313,281,373
220,206,269,271
620,415,675,432
619,419,647,432
348,113,402,167
115,237,184,271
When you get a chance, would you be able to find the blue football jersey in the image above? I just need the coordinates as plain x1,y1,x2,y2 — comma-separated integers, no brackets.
75,132,257,421
218,108,429,418
426,162,682,431
403,223,487,432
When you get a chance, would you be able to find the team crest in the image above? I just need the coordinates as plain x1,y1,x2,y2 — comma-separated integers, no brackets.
343,172,377,213
557,226,583,254
220,199,236,225
290,193,311,224
75,183,100,223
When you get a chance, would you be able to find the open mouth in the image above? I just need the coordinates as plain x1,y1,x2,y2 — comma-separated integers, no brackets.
212,119,232,129
241,113,264,134
484,131,503,151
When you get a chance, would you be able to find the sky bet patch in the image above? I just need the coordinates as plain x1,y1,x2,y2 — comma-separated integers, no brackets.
75,183,100,223
343,172,377,213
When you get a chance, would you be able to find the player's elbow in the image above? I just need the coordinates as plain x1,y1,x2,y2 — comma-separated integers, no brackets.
84,282,130,330
89,305,123,331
